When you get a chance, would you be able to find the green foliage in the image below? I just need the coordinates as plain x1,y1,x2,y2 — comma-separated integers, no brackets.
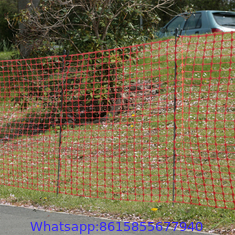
12,0,161,57
6,0,159,125
189,0,235,11
156,0,235,28
4,50,126,125
0,0,17,50
69,3,157,53
0,40,12,52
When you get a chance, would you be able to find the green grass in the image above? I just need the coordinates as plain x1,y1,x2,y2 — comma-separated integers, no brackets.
0,50,18,61
1,186,235,233
1,32,235,233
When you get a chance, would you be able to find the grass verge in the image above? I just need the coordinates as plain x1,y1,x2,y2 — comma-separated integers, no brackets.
1,185,235,234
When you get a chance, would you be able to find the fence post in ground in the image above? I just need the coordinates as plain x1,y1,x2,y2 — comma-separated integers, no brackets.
56,49,67,196
172,28,179,206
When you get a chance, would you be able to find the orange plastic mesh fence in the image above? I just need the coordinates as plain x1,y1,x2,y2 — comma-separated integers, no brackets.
0,32,235,209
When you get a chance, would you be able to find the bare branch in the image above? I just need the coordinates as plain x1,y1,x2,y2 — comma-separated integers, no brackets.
10,0,176,56
56,0,73,6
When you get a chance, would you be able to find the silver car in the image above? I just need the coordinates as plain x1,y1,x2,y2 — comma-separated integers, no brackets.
157,10,235,37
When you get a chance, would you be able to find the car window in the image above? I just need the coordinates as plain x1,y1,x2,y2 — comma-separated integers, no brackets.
184,13,202,30
213,12,235,26
166,16,185,31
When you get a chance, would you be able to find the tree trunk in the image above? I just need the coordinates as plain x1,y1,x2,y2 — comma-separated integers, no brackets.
18,0,40,57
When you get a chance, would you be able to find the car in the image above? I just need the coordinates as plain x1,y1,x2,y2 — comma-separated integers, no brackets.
157,10,235,38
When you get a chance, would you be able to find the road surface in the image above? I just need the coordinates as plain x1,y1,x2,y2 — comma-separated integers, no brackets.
0,204,215,235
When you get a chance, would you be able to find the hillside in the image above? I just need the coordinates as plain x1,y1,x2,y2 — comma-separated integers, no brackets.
0,32,235,210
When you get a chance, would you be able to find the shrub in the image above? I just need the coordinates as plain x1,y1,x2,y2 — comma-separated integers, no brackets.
4,50,126,128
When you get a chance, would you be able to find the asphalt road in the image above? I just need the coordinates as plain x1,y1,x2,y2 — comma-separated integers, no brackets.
0,204,215,235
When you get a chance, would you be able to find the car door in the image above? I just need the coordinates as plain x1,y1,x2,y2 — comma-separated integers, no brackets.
181,13,202,35
164,15,187,36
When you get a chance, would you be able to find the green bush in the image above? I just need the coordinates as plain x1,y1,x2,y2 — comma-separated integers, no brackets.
4,50,127,127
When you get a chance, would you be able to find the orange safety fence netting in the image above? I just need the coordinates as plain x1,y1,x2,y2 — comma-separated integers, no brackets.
0,32,235,209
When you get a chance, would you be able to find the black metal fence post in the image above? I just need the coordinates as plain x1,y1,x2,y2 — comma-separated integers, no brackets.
56,49,67,196
173,28,179,206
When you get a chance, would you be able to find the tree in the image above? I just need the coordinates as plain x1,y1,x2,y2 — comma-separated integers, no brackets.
6,0,176,128
9,0,175,57
17,0,40,57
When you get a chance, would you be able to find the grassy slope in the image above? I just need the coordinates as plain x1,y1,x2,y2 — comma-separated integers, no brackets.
0,33,235,233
